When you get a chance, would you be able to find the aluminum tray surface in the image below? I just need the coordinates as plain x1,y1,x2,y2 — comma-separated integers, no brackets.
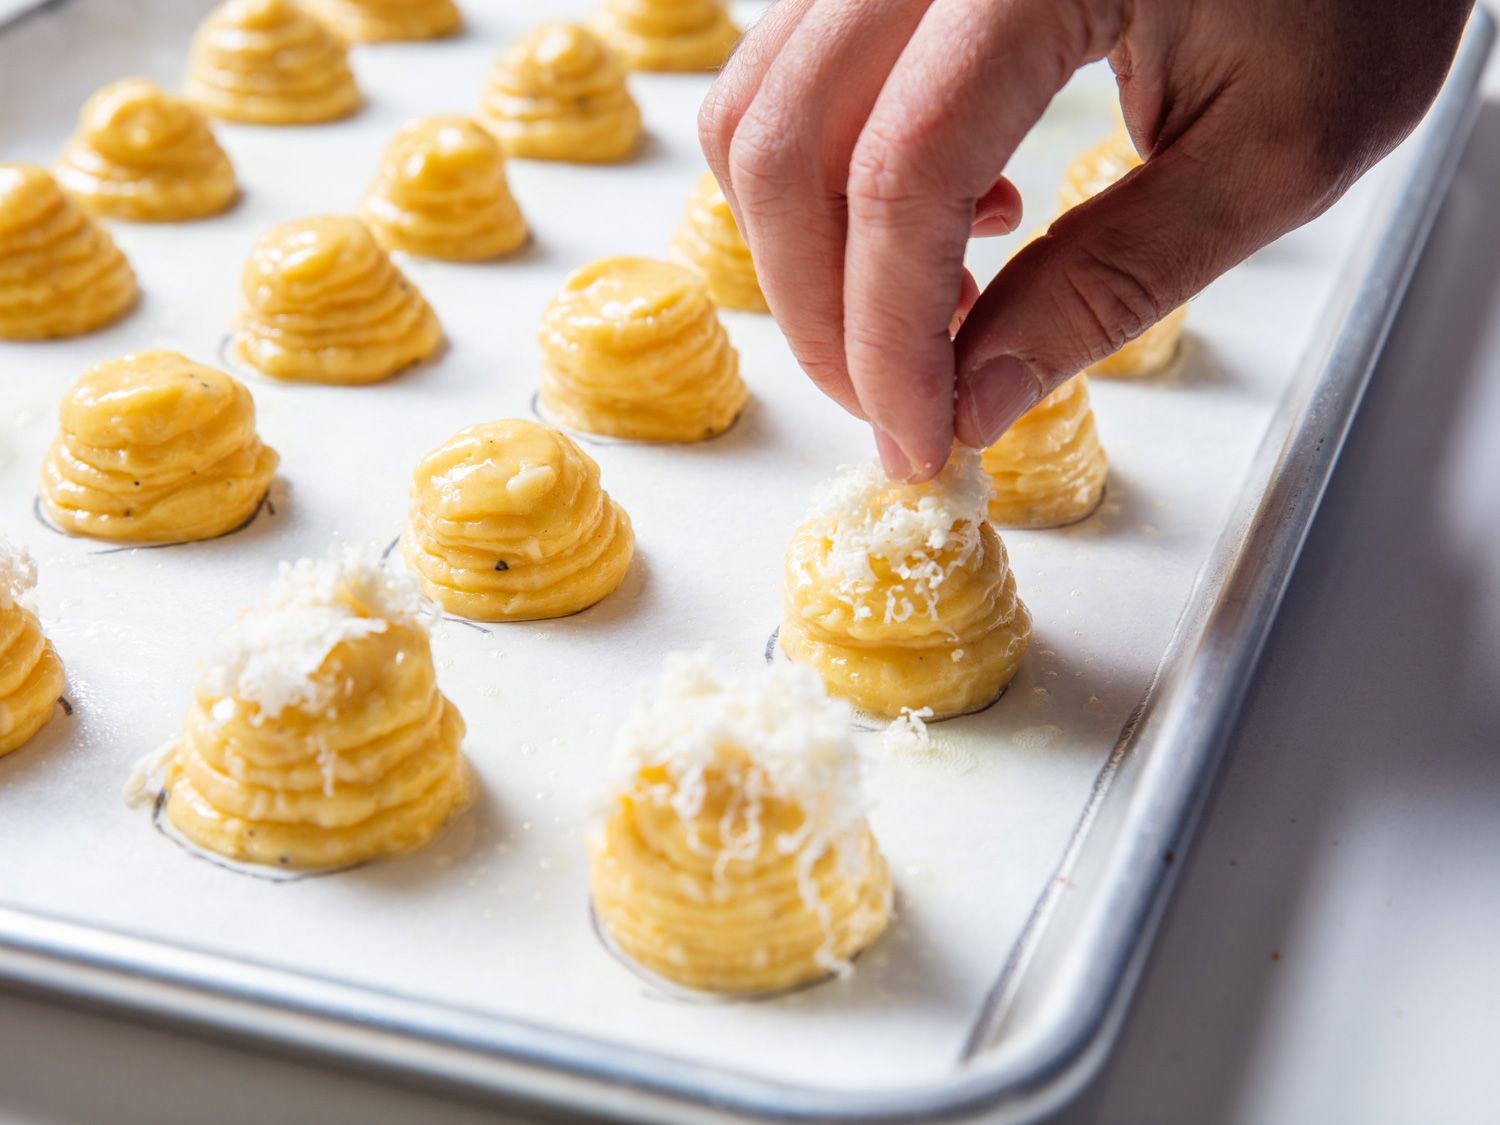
0,2,1490,1122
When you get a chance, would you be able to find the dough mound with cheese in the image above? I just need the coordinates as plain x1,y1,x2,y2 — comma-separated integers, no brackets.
40,351,277,544
589,653,892,994
402,419,634,621
479,23,641,163
781,448,1032,720
234,215,442,384
56,79,237,222
539,256,746,442
983,375,1107,528
0,543,65,759
669,170,765,313
589,0,738,72
0,164,136,341
158,549,472,869
185,0,361,126
361,116,528,261
306,0,459,42
1059,128,1186,378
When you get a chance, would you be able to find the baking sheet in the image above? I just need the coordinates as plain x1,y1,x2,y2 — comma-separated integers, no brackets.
0,0,1428,1100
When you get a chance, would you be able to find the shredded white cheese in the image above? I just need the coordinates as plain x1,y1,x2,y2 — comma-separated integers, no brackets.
201,545,429,719
0,536,38,612
882,707,935,758
796,447,992,623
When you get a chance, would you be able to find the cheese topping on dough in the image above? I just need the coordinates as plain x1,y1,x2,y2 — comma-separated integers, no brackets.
0,164,136,341
589,0,739,72
361,117,528,261
539,256,746,442
982,374,1107,528
40,351,278,544
234,215,443,384
306,0,459,42
589,653,892,993
0,538,66,758
781,449,1032,719
185,0,361,126
669,171,766,313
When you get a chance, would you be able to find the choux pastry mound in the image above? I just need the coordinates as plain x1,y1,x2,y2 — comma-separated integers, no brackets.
589,653,892,994
0,164,136,341
1059,127,1186,377
306,0,459,42
781,448,1032,720
479,23,641,163
589,0,738,72
150,549,472,870
233,215,442,384
0,542,66,759
538,256,746,442
669,171,766,313
56,78,237,222
361,116,528,261
185,0,361,126
982,375,1108,529
401,419,634,621
39,351,278,545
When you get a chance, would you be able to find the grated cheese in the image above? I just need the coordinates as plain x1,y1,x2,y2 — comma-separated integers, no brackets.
200,544,430,720
0,536,37,612
882,707,935,758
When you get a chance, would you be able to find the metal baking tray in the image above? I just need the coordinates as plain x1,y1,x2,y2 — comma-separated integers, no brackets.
0,2,1491,1121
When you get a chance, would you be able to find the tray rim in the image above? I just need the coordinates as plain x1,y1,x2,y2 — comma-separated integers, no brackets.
0,10,1491,1124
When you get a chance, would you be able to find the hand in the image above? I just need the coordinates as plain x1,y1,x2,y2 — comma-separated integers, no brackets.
700,0,1473,480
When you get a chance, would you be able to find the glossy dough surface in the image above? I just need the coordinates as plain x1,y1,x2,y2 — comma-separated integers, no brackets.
479,23,641,163
160,553,472,869
56,79,237,222
0,164,136,340
1059,128,1185,377
781,450,1032,720
361,117,528,261
589,0,738,71
0,546,65,759
669,170,766,312
306,0,459,42
983,375,1107,528
40,351,278,544
402,419,634,621
185,0,360,125
589,656,892,994
539,256,746,441
234,215,442,384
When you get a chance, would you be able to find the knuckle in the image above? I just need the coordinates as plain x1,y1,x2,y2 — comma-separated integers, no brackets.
726,117,796,200
1054,242,1168,359
696,87,741,164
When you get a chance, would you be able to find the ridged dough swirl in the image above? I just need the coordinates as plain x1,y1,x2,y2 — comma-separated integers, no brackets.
56,79,237,221
982,375,1107,528
479,23,641,163
539,256,746,442
0,164,136,340
669,171,766,312
0,546,65,759
306,0,459,42
401,419,634,621
589,0,739,72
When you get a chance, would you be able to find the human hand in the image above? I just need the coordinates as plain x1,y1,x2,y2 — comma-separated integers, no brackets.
699,0,1473,481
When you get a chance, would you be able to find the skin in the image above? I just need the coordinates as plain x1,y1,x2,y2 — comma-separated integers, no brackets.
700,0,1474,481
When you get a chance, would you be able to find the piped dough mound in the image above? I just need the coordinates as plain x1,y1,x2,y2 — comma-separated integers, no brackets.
589,0,738,72
539,256,746,442
669,170,765,313
982,375,1107,529
361,116,528,261
780,448,1032,720
234,215,442,384
306,0,459,42
0,542,65,758
157,549,472,869
0,164,136,340
401,419,634,621
1059,128,1186,377
589,653,892,994
39,351,278,544
479,23,641,163
185,0,361,125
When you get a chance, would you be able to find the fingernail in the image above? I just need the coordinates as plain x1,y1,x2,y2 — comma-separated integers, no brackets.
960,355,1042,448
873,426,916,482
